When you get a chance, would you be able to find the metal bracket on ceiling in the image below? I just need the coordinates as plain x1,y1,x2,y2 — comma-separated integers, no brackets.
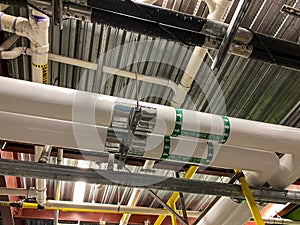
27,0,92,22
53,0,63,30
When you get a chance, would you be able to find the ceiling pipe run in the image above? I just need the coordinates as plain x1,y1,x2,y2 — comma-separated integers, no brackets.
0,199,202,217
0,77,298,155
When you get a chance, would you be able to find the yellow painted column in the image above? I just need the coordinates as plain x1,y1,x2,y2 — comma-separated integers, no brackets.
234,170,265,225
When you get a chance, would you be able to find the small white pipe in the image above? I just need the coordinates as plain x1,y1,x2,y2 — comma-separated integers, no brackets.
0,46,27,59
35,146,47,205
0,187,37,198
29,9,49,84
268,154,300,189
170,0,231,107
45,200,201,217
261,218,300,225
204,0,232,20
54,148,63,225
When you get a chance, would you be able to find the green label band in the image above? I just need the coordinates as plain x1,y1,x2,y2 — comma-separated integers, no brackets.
172,108,183,137
170,108,231,144
162,137,214,165
180,116,230,144
221,116,230,144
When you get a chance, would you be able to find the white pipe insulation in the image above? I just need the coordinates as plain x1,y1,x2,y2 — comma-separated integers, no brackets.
268,154,300,189
0,77,298,155
44,200,201,217
0,76,287,184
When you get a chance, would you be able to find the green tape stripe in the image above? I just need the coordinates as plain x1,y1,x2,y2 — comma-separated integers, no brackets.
221,116,230,144
162,137,214,165
179,116,230,144
172,108,183,137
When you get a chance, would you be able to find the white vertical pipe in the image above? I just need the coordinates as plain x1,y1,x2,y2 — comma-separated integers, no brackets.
27,9,50,207
35,146,47,205
170,0,231,107
29,9,49,84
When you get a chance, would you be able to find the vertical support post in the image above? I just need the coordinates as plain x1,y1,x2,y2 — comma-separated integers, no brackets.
234,169,265,225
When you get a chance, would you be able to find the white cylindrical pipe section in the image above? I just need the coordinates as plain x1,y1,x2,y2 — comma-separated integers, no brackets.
0,46,27,59
35,146,47,205
0,110,108,151
0,77,299,154
44,200,201,217
0,13,31,37
29,9,49,84
0,109,279,180
204,0,231,20
170,0,231,107
268,154,300,189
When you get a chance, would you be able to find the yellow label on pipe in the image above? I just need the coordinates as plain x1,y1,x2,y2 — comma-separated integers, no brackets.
32,62,48,84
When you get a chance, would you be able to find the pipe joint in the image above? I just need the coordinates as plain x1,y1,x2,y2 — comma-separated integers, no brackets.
30,44,49,55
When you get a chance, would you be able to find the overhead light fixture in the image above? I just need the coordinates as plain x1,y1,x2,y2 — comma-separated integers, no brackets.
72,160,89,203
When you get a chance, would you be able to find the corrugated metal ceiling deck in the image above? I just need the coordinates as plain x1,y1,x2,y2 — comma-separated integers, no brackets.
1,0,300,224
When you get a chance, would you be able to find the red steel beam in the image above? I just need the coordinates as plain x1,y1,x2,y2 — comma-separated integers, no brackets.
0,150,20,225
15,209,196,224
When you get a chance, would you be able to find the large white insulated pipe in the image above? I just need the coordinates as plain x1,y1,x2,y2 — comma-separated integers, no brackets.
268,154,300,189
0,77,282,189
0,77,299,155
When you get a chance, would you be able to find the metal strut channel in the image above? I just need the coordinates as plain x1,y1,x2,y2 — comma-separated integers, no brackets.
0,158,300,203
